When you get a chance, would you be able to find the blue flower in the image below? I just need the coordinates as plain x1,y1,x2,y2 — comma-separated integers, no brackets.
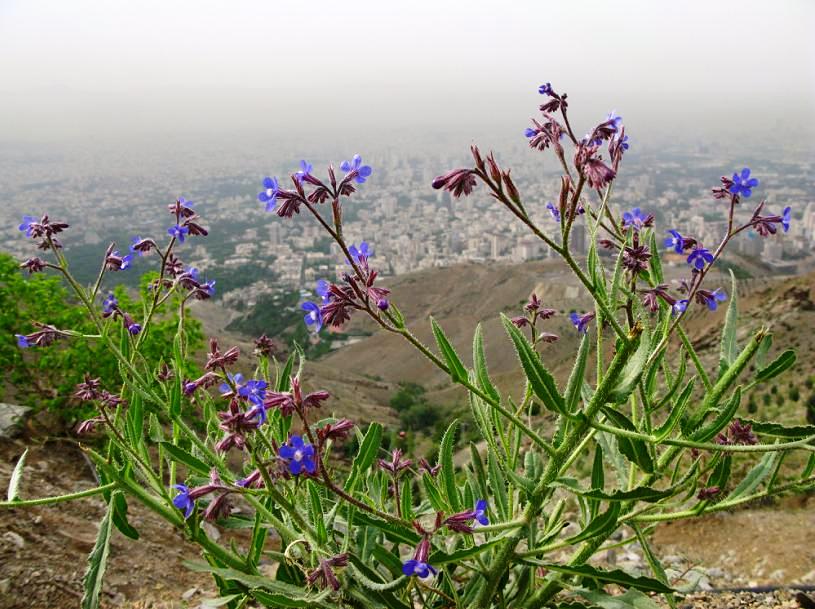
348,242,373,264
238,379,267,406
18,215,36,237
687,246,714,271
127,321,142,335
219,373,245,396
168,224,189,243
316,280,331,303
782,207,791,233
474,499,489,526
295,160,313,184
622,207,649,231
617,133,630,150
524,127,537,138
729,168,759,198
258,177,280,212
538,82,553,96
672,299,689,316
402,560,437,579
302,301,323,332
700,288,727,311
664,229,685,253
172,484,195,519
340,155,373,184
606,111,623,131
546,202,561,223
247,400,268,426
15,334,30,348
279,435,316,475
569,311,595,335
103,293,118,315
201,279,216,298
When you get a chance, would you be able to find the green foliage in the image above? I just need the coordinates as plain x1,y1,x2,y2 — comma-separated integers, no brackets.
0,253,202,419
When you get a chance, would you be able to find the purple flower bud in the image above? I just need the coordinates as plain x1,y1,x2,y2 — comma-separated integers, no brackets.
377,298,389,311
432,168,478,199
19,257,46,274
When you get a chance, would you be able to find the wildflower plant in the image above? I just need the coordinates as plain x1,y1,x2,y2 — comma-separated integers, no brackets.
3,85,815,609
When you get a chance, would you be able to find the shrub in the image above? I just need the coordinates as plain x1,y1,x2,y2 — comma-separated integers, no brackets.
2,87,812,609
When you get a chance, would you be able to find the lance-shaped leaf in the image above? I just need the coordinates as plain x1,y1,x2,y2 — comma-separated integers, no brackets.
111,491,139,540
574,587,663,609
422,472,448,512
7,449,27,502
159,442,210,477
344,422,382,492
691,387,742,443
565,335,591,414
438,419,461,511
81,492,116,609
607,329,650,404
430,538,503,565
501,314,565,415
601,407,654,473
726,450,779,502
431,317,469,383
754,349,796,384
736,418,815,438
554,478,673,503
648,230,664,285
718,269,739,378
473,323,499,403
567,502,621,544
653,379,694,442
541,563,675,594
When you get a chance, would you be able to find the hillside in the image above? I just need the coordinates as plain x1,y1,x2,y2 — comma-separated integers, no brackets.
195,259,814,434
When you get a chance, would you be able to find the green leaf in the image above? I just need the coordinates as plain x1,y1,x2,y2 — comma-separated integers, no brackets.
308,482,327,545
601,408,654,473
567,503,621,544
754,349,796,384
566,335,591,414
488,451,509,520
654,379,694,442
7,448,27,502
755,334,772,369
111,491,139,540
469,443,488,500
185,564,334,607
555,479,672,503
159,442,210,477
147,413,163,443
501,314,565,415
344,422,382,492
438,419,461,511
709,455,731,489
608,330,650,404
648,231,664,285
726,450,779,501
349,513,421,546
431,317,469,383
200,595,245,608
591,445,605,491
473,324,499,403
543,563,674,594
574,588,663,609
691,387,742,442
422,472,448,512
276,352,295,391
429,538,503,565
81,491,116,609
388,303,406,330
737,418,815,438
719,269,739,378
400,478,414,521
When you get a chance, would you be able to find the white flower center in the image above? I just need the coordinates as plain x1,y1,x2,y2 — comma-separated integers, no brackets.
293,449,303,462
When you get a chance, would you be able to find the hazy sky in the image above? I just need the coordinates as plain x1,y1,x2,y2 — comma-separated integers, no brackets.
1,0,813,143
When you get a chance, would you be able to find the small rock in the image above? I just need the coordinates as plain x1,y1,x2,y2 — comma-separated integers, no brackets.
201,522,220,542
0,579,10,594
706,567,726,579
3,531,25,548
662,554,683,566
801,569,815,583
769,569,785,581
182,587,198,600
0,403,32,438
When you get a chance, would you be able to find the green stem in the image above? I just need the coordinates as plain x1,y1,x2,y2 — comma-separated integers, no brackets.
0,482,117,508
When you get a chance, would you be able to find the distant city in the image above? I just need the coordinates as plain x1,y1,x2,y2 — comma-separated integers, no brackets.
1,133,814,312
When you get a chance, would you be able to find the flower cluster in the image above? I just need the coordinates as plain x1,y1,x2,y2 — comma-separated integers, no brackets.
511,293,559,343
